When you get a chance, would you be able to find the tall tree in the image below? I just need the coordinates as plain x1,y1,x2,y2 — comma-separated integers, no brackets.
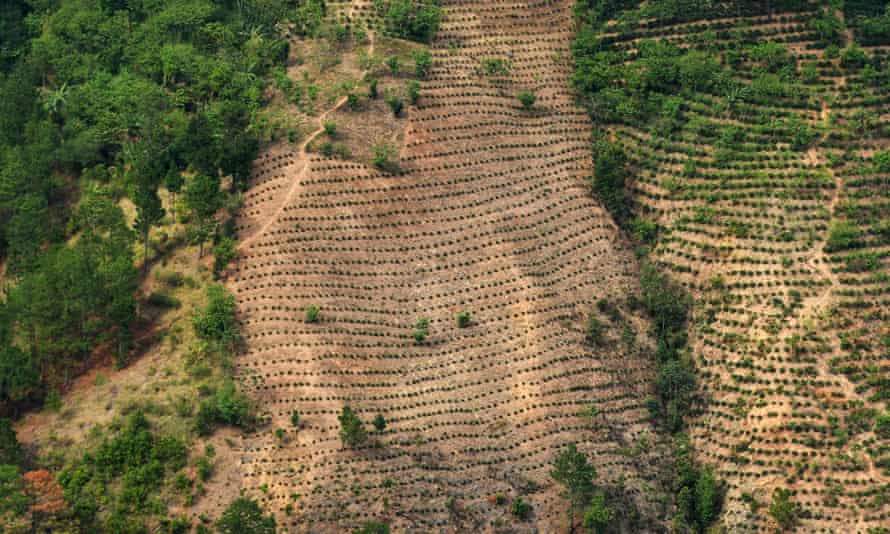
183,173,222,257
216,497,276,534
338,405,367,448
551,443,597,533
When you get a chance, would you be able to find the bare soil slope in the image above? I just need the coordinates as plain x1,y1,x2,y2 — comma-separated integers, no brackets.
228,0,666,531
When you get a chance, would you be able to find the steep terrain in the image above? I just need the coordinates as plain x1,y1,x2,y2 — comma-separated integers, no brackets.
585,2,890,531
229,0,668,531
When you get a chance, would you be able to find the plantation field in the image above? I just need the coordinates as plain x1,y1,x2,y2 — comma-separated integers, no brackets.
227,0,669,531
580,1,890,531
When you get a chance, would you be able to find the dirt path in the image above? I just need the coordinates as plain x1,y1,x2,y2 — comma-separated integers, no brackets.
238,33,376,251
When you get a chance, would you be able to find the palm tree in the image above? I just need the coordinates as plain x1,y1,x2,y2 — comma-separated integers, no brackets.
42,82,68,120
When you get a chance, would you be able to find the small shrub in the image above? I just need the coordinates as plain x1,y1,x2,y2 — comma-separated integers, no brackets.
353,520,389,534
305,305,320,323
517,90,536,109
585,315,605,346
372,142,399,173
768,488,798,530
347,93,361,110
407,80,420,104
146,292,181,309
372,414,386,432
386,94,404,117
412,49,432,78
217,497,276,534
511,496,531,519
456,311,471,328
386,55,400,74
323,121,337,137
213,236,237,277
412,318,430,343
290,410,300,427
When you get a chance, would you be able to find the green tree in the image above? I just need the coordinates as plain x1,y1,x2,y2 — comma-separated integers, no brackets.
768,488,798,531
412,49,432,78
591,138,632,226
193,284,240,360
551,443,597,532
338,405,367,448
381,0,443,43
875,413,890,439
511,496,531,519
694,468,721,530
164,167,184,224
0,419,23,466
372,413,386,432
412,317,430,343
353,521,389,534
216,497,276,534
183,174,222,257
582,492,614,534
518,90,536,109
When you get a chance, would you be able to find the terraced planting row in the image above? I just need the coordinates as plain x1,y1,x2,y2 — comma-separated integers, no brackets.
594,4,890,531
229,0,667,531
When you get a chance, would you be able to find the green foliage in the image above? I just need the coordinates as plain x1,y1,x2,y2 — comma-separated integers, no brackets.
481,57,511,77
305,305,320,323
551,443,598,529
412,49,432,78
0,464,30,520
387,55,401,75
290,410,301,428
640,264,690,362
658,358,696,432
673,435,722,532
517,90,537,110
386,93,404,117
338,405,367,448
59,410,187,526
875,413,890,439
407,80,421,105
826,221,863,252
0,420,23,466
3,189,138,388
456,311,472,328
858,4,890,45
585,315,606,346
377,0,443,43
192,284,240,360
353,520,390,534
212,236,237,277
217,497,276,534
372,413,387,432
412,317,430,343
809,8,845,46
373,141,399,173
768,488,798,530
582,492,615,534
195,380,255,436
591,137,632,226
872,149,890,172
511,496,531,519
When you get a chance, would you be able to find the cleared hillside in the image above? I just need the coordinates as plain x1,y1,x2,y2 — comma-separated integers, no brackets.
228,0,668,531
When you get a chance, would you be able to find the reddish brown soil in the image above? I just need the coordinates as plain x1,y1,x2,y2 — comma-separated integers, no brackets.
227,1,666,531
